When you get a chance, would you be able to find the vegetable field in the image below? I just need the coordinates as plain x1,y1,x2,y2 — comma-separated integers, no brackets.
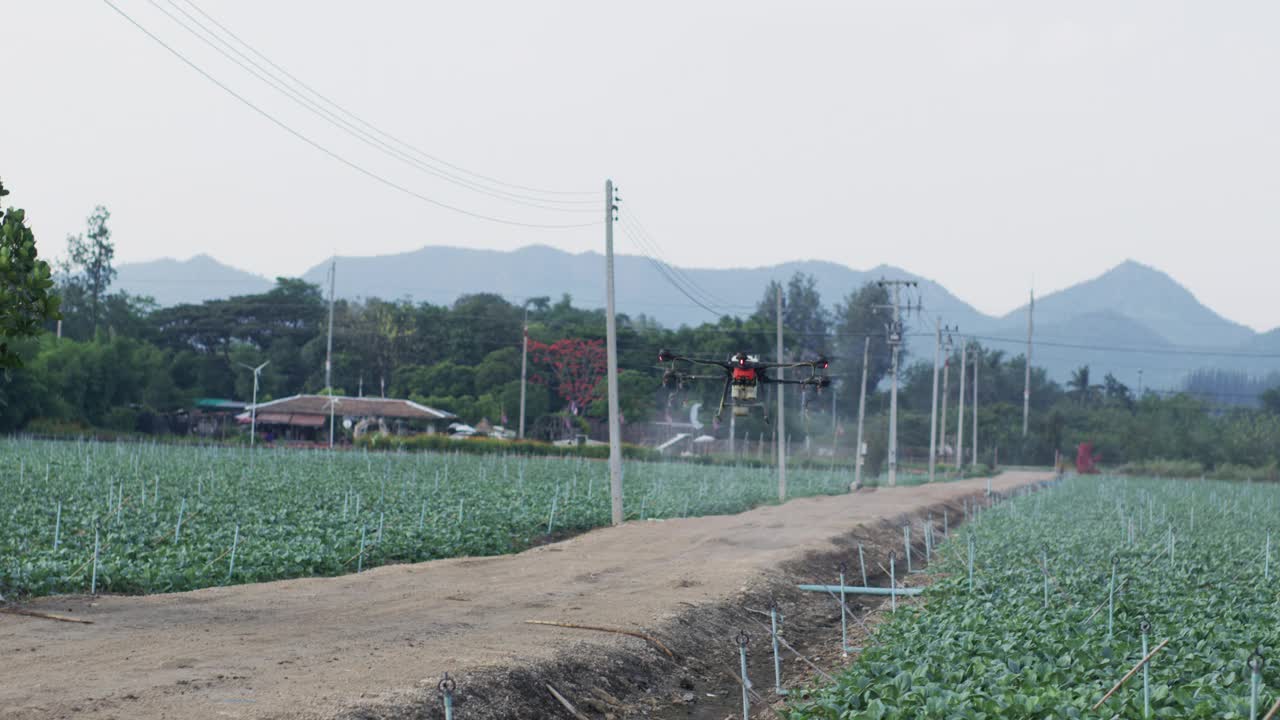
0,437,847,598
789,475,1280,719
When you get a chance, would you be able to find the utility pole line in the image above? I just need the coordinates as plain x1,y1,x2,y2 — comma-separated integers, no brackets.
972,344,980,469
604,180,624,526
853,336,869,489
518,304,529,440
955,338,967,471
776,284,787,501
928,317,941,483
325,257,336,449
1022,289,1033,437
939,330,954,473
875,279,918,486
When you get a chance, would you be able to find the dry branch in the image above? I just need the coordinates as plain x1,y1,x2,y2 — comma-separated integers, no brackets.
1091,638,1170,711
525,619,675,659
0,607,93,624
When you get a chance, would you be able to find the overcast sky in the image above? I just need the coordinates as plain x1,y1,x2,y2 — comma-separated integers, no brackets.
3,1,1278,330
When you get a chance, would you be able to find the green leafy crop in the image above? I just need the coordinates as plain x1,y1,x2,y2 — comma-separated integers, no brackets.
0,437,847,597
788,476,1280,719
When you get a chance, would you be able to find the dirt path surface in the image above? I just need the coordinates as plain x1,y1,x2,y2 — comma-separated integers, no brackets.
2,471,1050,720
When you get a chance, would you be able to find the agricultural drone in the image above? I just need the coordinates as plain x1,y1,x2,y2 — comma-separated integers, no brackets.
657,349,831,422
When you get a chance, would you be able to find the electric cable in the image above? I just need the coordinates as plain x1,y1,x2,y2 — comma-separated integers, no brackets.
102,0,600,230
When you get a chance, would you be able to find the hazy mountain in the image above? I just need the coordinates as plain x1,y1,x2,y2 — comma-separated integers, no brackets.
116,254,272,306
294,244,989,335
114,247,1279,387
998,260,1254,349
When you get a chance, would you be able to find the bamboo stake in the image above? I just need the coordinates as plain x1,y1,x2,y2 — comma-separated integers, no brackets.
545,684,589,720
1091,639,1170,711
525,620,675,659
1262,695,1280,720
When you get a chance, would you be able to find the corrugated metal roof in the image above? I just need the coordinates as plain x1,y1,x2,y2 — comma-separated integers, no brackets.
244,394,456,421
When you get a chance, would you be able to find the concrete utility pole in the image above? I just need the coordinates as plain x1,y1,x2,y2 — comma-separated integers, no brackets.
1022,289,1034,437
939,330,954,472
325,258,336,449
928,318,942,483
518,304,529,440
775,284,787,501
853,336,870,489
955,339,967,470
876,279,917,486
971,344,980,469
604,180,624,526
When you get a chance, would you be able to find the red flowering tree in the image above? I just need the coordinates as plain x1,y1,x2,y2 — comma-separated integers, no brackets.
528,338,607,415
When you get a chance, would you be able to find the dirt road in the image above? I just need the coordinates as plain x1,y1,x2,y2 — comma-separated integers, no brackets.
1,471,1050,719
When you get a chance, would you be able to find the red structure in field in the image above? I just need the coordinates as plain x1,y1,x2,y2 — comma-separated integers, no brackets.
1076,442,1102,474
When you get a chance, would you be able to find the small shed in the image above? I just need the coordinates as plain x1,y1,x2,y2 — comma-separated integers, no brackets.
238,394,456,442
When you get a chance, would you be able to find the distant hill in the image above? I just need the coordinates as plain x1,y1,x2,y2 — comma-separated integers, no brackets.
293,244,989,334
999,260,1254,349
115,254,272,306
113,247,1280,388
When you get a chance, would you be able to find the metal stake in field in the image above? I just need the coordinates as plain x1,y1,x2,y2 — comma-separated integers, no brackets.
889,552,898,612
1140,619,1152,718
858,544,868,587
604,179,624,526
769,605,787,695
1250,651,1265,720
904,525,912,573
438,673,456,720
1108,557,1118,640
838,563,849,657
737,631,751,718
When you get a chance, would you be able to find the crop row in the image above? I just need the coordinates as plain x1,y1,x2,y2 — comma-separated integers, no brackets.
0,437,848,597
788,476,1280,719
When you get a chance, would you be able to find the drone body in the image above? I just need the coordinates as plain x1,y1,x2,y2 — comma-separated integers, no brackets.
658,349,830,422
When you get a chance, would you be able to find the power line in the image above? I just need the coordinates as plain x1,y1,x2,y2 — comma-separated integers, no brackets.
102,0,600,230
151,0,596,213
617,221,725,320
621,204,739,310
174,0,593,199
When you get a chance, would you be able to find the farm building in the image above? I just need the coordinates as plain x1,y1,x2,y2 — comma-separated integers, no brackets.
237,394,456,442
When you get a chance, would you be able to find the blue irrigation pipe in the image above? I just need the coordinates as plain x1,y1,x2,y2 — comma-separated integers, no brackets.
797,584,923,597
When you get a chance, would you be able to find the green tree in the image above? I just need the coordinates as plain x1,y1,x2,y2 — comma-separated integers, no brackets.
1261,386,1280,415
833,282,893,393
0,179,60,369
60,205,116,334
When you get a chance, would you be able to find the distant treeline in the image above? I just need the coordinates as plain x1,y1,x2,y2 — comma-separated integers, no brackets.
2,204,1279,473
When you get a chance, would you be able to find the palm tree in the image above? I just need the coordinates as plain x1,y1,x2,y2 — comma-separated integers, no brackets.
1068,365,1103,405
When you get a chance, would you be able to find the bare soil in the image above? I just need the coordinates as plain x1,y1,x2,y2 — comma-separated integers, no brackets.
0,471,1050,720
